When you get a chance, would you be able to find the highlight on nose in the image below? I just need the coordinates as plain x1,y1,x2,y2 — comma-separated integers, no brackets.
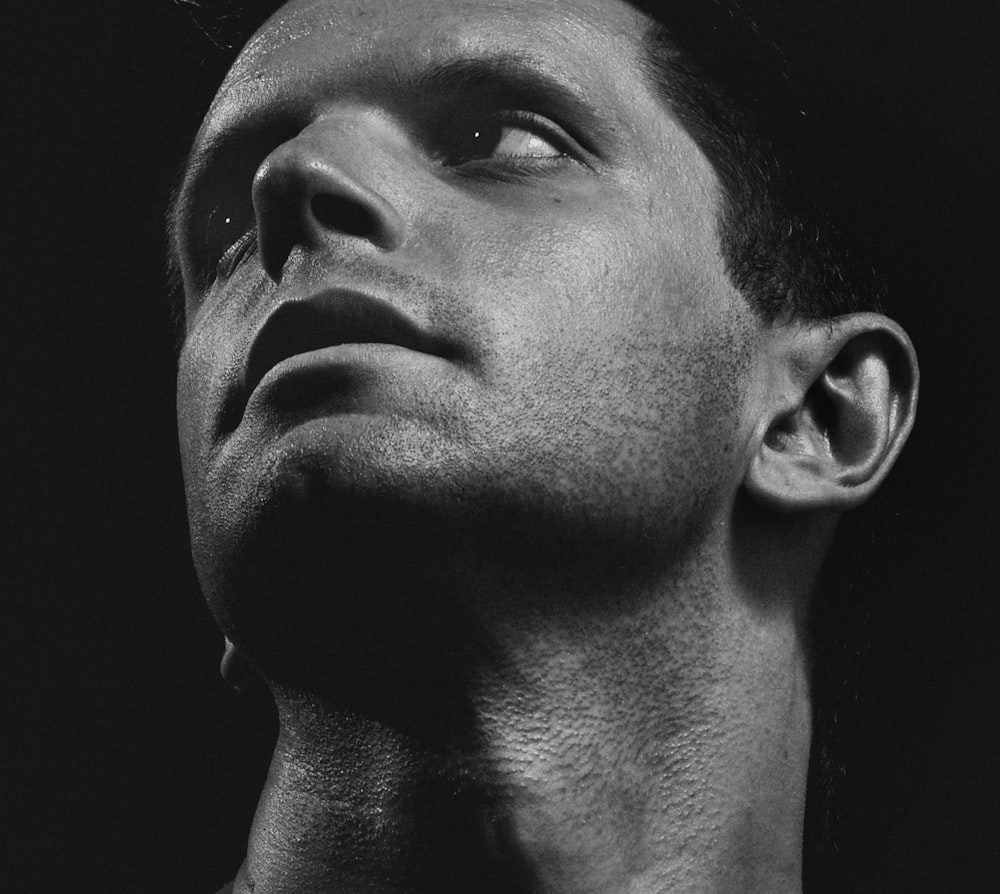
252,135,406,281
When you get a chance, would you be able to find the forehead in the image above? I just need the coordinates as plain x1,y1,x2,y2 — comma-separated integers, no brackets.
206,0,655,129
236,0,648,70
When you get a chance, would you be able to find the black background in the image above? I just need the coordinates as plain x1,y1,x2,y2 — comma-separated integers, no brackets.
7,2,999,891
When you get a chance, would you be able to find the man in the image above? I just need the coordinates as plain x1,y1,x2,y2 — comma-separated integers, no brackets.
168,0,918,890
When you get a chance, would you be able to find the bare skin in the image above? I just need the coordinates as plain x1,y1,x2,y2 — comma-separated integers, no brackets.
170,1,917,891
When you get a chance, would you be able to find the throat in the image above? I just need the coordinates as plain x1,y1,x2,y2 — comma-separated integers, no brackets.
236,691,537,894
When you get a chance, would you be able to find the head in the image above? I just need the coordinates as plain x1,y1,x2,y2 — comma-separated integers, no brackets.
168,0,916,876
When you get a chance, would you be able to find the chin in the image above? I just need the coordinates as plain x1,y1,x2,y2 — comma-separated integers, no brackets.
184,400,719,712
192,469,498,731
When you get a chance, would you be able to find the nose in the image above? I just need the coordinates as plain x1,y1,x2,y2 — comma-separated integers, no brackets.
251,115,407,281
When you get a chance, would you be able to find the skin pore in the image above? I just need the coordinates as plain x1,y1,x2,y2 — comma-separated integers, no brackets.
171,0,917,891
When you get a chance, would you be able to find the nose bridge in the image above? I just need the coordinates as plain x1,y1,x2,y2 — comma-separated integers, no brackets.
252,110,408,281
296,109,398,183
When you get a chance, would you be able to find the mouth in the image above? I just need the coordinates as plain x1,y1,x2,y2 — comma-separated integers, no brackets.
237,288,456,423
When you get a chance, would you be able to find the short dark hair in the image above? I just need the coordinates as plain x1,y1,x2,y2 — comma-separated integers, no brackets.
635,0,886,322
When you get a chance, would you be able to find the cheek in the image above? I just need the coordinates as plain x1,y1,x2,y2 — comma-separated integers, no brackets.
176,347,219,547
176,348,205,478
480,203,747,417
175,312,240,492
447,204,757,529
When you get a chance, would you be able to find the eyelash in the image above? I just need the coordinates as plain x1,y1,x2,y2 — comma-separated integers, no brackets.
198,203,256,288
436,109,575,168
216,227,258,281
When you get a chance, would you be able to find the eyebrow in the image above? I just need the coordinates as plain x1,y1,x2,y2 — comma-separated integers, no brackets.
408,53,609,147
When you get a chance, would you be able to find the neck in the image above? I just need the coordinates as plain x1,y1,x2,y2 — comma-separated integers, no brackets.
231,565,812,894
236,696,522,894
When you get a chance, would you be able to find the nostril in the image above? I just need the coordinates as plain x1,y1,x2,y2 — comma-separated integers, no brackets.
311,194,379,240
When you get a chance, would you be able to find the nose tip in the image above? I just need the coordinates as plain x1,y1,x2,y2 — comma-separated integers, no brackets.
252,127,407,281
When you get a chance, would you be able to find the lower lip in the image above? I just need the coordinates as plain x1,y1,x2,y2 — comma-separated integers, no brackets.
242,343,449,421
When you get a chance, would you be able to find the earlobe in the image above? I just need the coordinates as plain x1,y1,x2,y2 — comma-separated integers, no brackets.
745,313,918,513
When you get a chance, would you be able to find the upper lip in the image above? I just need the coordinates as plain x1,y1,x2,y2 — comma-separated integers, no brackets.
241,287,454,410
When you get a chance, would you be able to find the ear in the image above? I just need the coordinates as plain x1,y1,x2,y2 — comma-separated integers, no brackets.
745,313,918,513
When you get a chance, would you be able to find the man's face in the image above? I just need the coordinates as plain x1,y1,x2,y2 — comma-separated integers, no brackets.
173,0,765,645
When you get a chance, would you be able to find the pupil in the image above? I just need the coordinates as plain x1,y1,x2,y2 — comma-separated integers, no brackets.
440,118,503,163
464,122,499,156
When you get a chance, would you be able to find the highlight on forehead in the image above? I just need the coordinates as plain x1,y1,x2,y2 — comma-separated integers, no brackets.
186,0,656,58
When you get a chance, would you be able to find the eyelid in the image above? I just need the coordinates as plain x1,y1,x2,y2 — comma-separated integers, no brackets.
487,110,573,156
436,108,590,170
216,227,258,281
412,56,612,158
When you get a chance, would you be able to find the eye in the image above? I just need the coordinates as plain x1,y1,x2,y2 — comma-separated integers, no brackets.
438,112,570,167
203,200,256,283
